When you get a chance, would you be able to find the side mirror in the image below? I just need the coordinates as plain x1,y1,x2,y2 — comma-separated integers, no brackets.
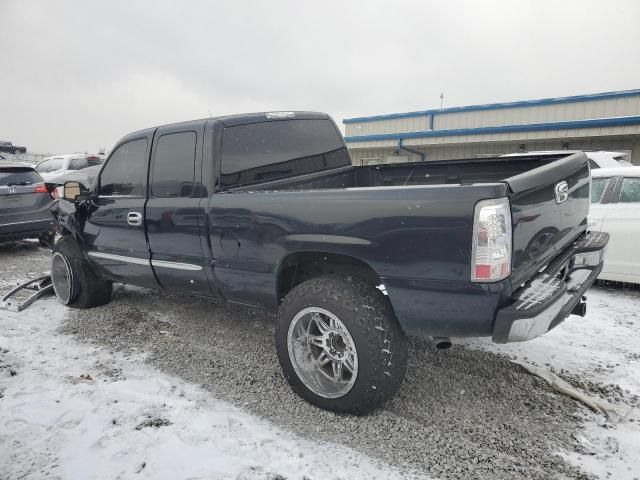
63,181,82,201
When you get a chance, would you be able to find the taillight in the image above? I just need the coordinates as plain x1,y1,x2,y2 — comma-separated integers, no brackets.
34,184,48,193
471,197,512,282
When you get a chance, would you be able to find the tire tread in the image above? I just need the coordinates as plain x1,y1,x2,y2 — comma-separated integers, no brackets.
276,275,408,414
53,236,112,309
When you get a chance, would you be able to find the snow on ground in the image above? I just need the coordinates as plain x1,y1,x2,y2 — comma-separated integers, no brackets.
0,298,422,480
463,287,640,396
462,286,640,480
2,241,639,479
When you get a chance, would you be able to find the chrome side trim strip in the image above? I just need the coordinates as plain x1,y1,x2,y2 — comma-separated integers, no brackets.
88,251,151,266
151,259,203,271
87,252,203,271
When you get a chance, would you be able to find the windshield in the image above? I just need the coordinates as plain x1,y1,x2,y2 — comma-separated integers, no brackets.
36,158,65,173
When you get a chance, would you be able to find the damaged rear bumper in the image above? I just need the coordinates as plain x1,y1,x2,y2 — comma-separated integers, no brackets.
492,231,609,343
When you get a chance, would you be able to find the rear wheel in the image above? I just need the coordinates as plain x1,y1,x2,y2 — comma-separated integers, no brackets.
51,236,112,309
276,275,408,414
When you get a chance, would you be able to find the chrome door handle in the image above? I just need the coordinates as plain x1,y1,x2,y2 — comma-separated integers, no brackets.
127,212,143,226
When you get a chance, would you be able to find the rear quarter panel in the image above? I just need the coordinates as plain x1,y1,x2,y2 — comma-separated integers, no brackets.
208,183,508,335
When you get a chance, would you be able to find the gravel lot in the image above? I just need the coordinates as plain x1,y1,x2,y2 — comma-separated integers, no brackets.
3,241,639,479
0,240,50,287
61,291,593,480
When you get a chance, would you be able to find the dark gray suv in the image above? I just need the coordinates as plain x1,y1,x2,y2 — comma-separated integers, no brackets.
0,162,54,244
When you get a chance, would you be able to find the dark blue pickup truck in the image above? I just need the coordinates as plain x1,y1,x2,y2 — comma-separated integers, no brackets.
52,112,608,413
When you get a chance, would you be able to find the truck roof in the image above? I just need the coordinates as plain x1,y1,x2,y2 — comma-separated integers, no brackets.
121,111,330,140
216,111,329,127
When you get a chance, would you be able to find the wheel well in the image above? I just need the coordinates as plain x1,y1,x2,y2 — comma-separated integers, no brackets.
277,252,381,303
54,233,84,258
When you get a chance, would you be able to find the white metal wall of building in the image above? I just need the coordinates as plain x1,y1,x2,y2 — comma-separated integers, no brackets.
343,89,640,165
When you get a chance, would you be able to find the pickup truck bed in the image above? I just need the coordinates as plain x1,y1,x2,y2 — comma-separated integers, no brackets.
221,152,591,337
51,112,608,413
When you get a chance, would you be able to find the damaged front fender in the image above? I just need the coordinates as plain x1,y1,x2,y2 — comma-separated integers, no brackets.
50,197,92,241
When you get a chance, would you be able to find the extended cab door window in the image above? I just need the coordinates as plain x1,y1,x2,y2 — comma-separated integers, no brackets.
151,132,196,198
146,128,211,295
83,136,158,289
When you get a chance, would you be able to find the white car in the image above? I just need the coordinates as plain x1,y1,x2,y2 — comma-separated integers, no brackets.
502,150,632,169
35,154,105,181
589,167,640,284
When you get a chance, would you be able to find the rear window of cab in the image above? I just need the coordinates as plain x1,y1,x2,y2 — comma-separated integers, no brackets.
220,119,349,189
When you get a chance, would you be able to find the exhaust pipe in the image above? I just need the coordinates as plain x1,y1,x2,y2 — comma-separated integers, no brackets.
431,336,452,350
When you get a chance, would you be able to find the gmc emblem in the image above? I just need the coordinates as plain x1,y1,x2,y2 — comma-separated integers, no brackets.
555,181,569,204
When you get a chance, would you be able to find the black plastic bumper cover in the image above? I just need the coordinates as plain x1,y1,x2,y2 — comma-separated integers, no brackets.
493,231,609,343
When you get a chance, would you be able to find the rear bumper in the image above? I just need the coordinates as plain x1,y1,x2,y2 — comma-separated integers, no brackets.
492,231,609,343
0,218,54,241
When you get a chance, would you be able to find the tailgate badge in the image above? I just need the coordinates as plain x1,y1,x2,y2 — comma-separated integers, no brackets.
554,181,569,204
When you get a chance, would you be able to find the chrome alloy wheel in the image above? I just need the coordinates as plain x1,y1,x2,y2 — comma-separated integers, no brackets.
287,307,358,399
51,252,74,304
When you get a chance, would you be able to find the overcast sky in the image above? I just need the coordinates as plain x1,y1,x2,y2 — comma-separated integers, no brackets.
1,0,639,154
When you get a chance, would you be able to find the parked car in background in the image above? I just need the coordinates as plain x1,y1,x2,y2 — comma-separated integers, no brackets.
47,164,101,199
35,154,105,181
589,167,640,284
502,150,632,169
586,151,633,169
0,162,55,245
0,141,27,155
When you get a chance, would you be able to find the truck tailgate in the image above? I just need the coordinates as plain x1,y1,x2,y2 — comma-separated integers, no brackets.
506,153,590,287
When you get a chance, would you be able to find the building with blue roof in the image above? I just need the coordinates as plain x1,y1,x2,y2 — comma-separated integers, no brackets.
342,89,640,165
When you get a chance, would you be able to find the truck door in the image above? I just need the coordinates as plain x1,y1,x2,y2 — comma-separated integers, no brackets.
83,132,158,288
145,123,211,295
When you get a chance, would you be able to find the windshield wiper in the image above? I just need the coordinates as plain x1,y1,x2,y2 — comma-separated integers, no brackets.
6,182,32,186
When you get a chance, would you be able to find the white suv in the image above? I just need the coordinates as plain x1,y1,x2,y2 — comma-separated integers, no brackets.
35,154,106,181
501,150,632,169
589,167,640,284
